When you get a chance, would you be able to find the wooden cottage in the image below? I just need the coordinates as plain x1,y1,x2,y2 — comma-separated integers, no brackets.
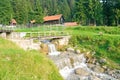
43,14,64,25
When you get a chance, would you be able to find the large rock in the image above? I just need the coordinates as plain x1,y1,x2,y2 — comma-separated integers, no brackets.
99,58,106,64
51,36,70,51
67,47,74,52
92,65,104,73
67,74,80,80
102,65,107,70
75,68,90,76
92,76,101,80
40,43,48,55
58,37,70,45
87,63,95,69
75,49,81,54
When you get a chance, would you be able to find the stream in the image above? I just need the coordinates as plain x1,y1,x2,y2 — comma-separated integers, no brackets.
48,43,118,80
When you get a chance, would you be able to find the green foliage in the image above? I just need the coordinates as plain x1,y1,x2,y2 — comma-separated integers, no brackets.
74,0,103,25
0,0,119,26
0,0,13,24
0,38,63,80
68,26,120,69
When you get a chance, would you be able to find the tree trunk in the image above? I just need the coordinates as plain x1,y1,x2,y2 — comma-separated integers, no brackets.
94,19,96,26
116,19,119,26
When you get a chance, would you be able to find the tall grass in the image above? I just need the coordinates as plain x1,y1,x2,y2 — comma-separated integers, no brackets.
0,38,63,80
67,26,120,69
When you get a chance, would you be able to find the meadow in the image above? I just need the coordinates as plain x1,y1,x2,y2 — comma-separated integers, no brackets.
0,38,63,80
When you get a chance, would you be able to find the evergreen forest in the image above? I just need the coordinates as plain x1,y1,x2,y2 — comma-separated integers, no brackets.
0,0,120,26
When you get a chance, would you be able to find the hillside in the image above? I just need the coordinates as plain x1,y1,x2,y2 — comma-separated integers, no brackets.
0,37,63,80
66,26,120,69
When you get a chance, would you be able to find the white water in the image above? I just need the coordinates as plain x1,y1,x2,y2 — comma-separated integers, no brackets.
59,54,87,79
48,43,60,55
49,53,117,80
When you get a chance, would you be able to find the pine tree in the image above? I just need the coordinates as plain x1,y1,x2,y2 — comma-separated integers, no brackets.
74,0,86,25
0,0,13,25
11,0,30,24
67,0,75,21
58,0,71,21
33,0,43,23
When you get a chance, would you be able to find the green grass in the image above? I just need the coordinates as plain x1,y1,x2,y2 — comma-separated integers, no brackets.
66,26,120,69
0,38,63,80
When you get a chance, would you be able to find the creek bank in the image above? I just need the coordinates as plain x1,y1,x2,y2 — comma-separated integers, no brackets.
48,47,119,80
3,32,119,80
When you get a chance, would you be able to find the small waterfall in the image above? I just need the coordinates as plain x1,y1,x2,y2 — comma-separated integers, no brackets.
49,53,86,79
48,43,60,55
59,54,87,79
49,52,117,80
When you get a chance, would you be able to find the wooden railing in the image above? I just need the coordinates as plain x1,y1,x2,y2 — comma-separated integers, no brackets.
0,27,14,32
25,31,70,38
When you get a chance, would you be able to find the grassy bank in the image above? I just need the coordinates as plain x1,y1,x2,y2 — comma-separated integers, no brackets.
66,26,120,69
0,38,63,80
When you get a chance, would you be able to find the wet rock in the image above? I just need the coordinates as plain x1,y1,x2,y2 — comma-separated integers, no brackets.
92,58,97,64
95,62,100,66
107,70,115,75
102,65,107,70
92,65,104,73
92,76,101,80
67,74,80,80
58,37,70,45
99,58,106,64
75,49,81,54
40,43,48,54
107,70,120,79
85,52,94,63
75,68,90,76
87,63,95,69
67,47,74,52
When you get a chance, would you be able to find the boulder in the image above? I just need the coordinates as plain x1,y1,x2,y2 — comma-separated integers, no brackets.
58,38,69,45
95,62,100,66
67,74,80,80
102,65,107,70
87,63,95,69
40,43,48,55
75,68,90,76
92,65,104,73
75,49,81,54
92,58,97,64
67,47,74,52
99,58,106,64
92,76,101,80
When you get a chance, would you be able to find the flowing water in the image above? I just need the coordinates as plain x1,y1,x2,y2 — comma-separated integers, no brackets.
48,43,60,55
46,41,118,80
49,51,118,80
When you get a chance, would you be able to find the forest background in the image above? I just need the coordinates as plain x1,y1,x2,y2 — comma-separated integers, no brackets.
0,0,120,26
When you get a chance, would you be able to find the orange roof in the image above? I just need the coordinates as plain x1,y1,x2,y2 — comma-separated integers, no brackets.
43,14,62,21
64,22,78,26
11,19,17,24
